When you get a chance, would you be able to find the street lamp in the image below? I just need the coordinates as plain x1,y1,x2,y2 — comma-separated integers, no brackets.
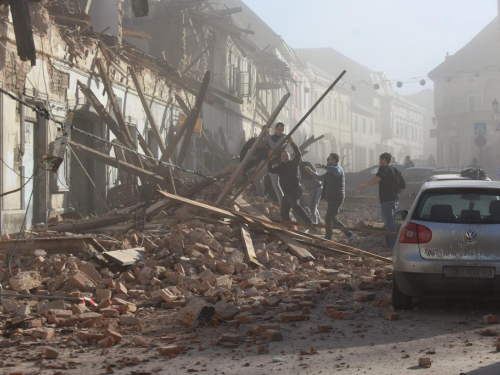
431,116,437,126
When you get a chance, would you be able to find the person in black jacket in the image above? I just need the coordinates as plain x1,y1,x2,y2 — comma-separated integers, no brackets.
268,136,313,224
359,152,405,247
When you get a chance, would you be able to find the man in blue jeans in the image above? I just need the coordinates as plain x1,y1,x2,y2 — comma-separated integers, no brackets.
305,153,357,245
358,152,405,248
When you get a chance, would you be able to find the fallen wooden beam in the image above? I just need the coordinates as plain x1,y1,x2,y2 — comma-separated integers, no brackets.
278,222,398,237
0,235,96,255
68,140,166,186
233,197,391,263
239,223,263,269
77,81,134,149
33,214,132,234
96,59,135,146
123,29,151,40
233,198,315,262
156,190,315,262
177,71,211,167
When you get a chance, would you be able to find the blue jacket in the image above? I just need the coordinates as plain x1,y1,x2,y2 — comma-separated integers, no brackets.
312,164,345,201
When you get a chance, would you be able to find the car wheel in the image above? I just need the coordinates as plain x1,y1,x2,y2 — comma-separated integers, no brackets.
392,278,412,310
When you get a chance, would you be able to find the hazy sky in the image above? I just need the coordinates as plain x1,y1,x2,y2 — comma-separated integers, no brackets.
244,0,498,95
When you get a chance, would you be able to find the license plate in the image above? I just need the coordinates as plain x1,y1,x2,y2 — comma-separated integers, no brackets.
444,267,496,279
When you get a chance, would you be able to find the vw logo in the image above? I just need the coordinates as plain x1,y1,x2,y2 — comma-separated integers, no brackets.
464,230,477,242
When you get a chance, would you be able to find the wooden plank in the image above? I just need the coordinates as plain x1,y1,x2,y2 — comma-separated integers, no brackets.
123,29,151,40
77,81,134,149
128,66,167,154
215,93,290,205
96,58,135,146
218,126,229,155
0,236,95,255
137,131,156,159
278,222,398,236
231,197,392,263
145,167,233,219
240,223,263,269
103,248,146,266
228,70,347,206
33,214,132,234
177,71,211,167
233,198,315,262
69,140,165,186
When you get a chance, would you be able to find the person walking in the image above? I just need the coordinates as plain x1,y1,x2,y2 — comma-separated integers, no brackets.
358,152,405,248
468,158,480,170
305,153,357,244
267,122,288,204
404,155,415,169
299,159,323,225
268,136,313,224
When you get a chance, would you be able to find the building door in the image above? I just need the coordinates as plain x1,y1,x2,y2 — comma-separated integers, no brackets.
22,121,35,229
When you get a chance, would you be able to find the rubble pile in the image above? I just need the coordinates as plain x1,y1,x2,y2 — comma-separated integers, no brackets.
0,187,394,356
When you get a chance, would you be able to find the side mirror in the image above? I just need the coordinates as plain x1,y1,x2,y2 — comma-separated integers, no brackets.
394,210,408,221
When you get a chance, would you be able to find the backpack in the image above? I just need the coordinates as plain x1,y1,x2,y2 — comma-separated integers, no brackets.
390,166,406,193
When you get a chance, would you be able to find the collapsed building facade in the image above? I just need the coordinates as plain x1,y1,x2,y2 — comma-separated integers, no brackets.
0,0,431,235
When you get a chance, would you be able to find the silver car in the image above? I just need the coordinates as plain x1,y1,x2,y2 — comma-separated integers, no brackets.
392,180,500,309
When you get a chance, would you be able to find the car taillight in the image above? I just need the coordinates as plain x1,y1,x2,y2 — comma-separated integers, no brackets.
399,223,432,244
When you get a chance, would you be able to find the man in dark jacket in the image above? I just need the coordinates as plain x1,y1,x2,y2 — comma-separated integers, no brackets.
404,155,415,169
268,136,313,224
305,153,356,244
359,152,405,247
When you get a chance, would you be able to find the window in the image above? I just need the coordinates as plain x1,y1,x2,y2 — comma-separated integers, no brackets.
370,121,373,136
395,120,400,136
240,60,252,98
362,118,366,133
320,96,324,116
326,96,332,118
415,189,500,224
333,99,337,119
467,89,482,112
228,51,240,94
353,116,358,132
340,101,344,121
147,129,159,158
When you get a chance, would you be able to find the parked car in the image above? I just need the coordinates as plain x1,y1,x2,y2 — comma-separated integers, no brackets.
345,164,405,190
392,179,500,309
401,167,436,199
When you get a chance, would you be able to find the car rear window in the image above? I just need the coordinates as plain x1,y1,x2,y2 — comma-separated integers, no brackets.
415,189,500,223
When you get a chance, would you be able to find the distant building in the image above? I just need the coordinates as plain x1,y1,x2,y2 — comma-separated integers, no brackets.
428,16,500,173
297,48,426,171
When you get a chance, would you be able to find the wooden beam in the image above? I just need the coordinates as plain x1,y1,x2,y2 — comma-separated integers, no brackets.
33,215,132,234
228,70,347,206
77,81,134,149
0,235,96,255
145,168,233,219
123,29,151,40
68,140,165,186
128,66,166,153
215,93,290,205
218,126,229,155
10,0,36,65
137,132,156,159
164,71,210,165
233,197,315,262
95,58,135,146
211,7,243,16
240,223,263,268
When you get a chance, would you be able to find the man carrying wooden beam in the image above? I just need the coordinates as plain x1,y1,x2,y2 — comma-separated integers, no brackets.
268,136,313,225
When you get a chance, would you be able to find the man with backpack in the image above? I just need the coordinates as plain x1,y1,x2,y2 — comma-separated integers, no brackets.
358,152,405,248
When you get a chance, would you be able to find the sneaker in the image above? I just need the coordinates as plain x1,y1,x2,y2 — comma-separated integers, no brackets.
347,233,357,245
